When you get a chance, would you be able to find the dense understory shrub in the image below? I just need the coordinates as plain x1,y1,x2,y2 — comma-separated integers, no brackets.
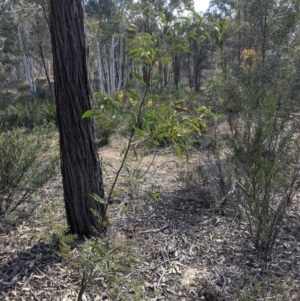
91,89,210,151
229,96,299,258
201,63,300,259
92,92,123,146
0,90,56,130
0,128,58,216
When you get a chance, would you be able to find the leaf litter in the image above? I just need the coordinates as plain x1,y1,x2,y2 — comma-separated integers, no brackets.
1,134,300,300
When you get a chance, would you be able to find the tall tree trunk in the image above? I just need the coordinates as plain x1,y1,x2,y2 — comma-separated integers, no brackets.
163,63,168,87
117,35,124,92
194,51,201,92
49,0,105,237
14,12,36,95
173,53,180,89
38,43,53,98
103,45,110,94
109,35,115,94
158,61,163,90
188,53,192,89
97,41,105,91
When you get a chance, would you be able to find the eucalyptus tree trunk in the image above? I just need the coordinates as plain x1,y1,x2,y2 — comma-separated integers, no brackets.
97,41,105,91
163,64,168,87
14,7,36,95
109,35,115,94
117,35,124,92
29,57,36,94
173,53,180,89
49,0,105,236
38,43,53,97
103,45,110,94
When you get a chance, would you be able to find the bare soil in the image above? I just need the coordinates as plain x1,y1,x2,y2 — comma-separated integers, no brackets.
1,133,300,301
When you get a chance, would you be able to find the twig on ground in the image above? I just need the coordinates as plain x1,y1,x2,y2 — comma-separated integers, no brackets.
141,225,169,233
156,267,167,289
30,289,40,301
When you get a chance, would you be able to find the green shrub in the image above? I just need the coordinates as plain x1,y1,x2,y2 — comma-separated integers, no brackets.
231,94,299,258
0,97,56,130
92,92,126,146
0,128,59,216
202,64,300,259
0,92,13,111
40,101,56,126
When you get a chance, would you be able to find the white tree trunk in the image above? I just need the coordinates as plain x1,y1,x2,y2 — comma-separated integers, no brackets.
117,35,123,92
97,41,104,91
27,55,36,94
103,45,110,94
109,35,115,94
17,25,36,94
13,5,36,95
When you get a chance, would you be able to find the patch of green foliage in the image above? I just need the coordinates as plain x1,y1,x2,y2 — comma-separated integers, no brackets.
200,62,300,259
0,127,59,217
236,278,293,301
0,89,56,130
75,238,146,301
92,91,125,146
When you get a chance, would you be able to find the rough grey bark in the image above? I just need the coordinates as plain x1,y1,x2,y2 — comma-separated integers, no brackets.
49,0,105,236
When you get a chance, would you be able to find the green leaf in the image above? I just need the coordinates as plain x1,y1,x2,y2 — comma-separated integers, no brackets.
203,30,211,42
175,145,182,158
188,9,202,23
148,94,160,100
144,112,155,120
124,163,131,175
199,119,207,129
144,46,154,54
178,45,192,53
91,194,107,205
159,13,167,25
131,71,144,82
185,149,190,163
127,24,137,32
82,109,99,119
178,16,191,22
158,105,169,115
144,122,151,134
132,126,145,137
128,88,139,100
191,125,201,136
109,246,122,255
128,49,141,56
90,244,106,257
132,147,138,159
152,192,162,201
159,57,170,63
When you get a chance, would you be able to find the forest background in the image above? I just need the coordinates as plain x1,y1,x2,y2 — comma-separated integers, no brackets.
1,0,300,300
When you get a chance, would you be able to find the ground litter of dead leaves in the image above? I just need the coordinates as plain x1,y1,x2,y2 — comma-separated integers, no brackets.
1,134,300,301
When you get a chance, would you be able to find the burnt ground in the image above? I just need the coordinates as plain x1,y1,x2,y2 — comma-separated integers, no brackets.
1,133,300,301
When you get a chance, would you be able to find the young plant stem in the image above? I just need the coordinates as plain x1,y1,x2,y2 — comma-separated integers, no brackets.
77,270,93,301
102,75,151,219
